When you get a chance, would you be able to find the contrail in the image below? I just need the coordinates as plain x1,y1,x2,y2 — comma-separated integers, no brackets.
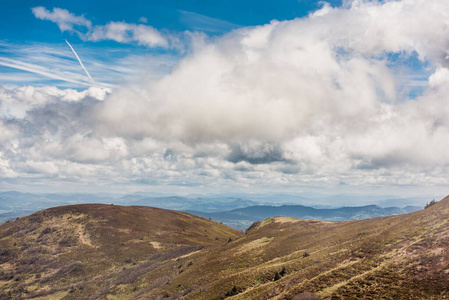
0,57,91,86
65,39,95,85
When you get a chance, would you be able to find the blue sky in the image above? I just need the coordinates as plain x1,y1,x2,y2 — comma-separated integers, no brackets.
1,0,343,38
0,0,343,88
1,0,449,203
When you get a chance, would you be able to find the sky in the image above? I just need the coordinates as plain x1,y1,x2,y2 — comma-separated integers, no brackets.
0,0,449,201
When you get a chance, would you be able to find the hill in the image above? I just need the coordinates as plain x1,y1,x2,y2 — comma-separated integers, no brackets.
1,197,449,299
187,204,421,230
173,197,449,299
0,204,240,299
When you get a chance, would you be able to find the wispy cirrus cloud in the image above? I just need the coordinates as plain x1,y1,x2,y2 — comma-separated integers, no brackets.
0,57,93,87
178,10,240,33
0,40,178,88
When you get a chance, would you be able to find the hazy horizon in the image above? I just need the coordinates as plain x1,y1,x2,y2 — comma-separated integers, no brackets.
0,189,440,209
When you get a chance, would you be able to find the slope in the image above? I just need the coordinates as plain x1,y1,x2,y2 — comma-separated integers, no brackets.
128,196,449,299
1,197,449,299
0,204,240,299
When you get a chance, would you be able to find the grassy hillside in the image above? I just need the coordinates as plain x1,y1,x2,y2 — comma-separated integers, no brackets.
169,196,449,299
0,204,240,299
1,197,449,299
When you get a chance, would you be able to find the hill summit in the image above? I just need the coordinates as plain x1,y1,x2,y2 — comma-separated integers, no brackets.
0,204,240,299
1,197,449,299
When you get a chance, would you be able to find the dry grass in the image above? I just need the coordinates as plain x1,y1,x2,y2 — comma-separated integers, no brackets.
0,204,240,299
2,197,449,299
239,237,274,253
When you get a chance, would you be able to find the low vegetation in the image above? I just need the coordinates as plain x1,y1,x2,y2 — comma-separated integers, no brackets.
0,204,240,299
424,199,438,209
1,196,449,299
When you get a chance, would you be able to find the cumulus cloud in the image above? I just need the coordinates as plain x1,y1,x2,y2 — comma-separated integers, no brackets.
4,0,449,194
32,7,170,48
0,86,109,118
95,0,449,142
0,86,122,182
88,22,168,48
92,0,449,182
0,120,17,144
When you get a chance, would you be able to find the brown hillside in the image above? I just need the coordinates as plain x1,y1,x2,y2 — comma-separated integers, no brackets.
168,195,449,299
1,197,449,299
0,204,240,299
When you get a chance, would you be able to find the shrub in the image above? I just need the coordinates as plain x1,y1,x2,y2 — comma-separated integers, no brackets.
280,266,286,276
124,257,133,264
58,237,75,247
225,286,241,297
39,227,53,237
0,270,14,281
0,249,14,257
424,199,438,209
0,249,16,264
274,267,286,281
274,272,282,281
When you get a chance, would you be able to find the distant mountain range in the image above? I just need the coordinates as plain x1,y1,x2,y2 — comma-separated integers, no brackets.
0,191,423,229
187,204,422,230
0,191,258,224
117,194,259,212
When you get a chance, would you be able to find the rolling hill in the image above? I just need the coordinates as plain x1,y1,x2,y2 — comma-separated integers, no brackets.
1,196,448,299
0,204,240,299
186,204,421,230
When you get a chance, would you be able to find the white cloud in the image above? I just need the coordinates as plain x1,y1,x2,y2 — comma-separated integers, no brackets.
0,86,109,118
0,57,92,87
88,22,168,48
44,134,128,164
4,0,449,196
0,120,17,143
91,0,449,182
32,7,91,32
0,41,177,89
179,10,240,33
32,7,170,48
429,67,449,87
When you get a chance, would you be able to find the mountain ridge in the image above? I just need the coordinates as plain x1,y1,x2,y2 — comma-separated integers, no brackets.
0,191,422,230
186,204,421,230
